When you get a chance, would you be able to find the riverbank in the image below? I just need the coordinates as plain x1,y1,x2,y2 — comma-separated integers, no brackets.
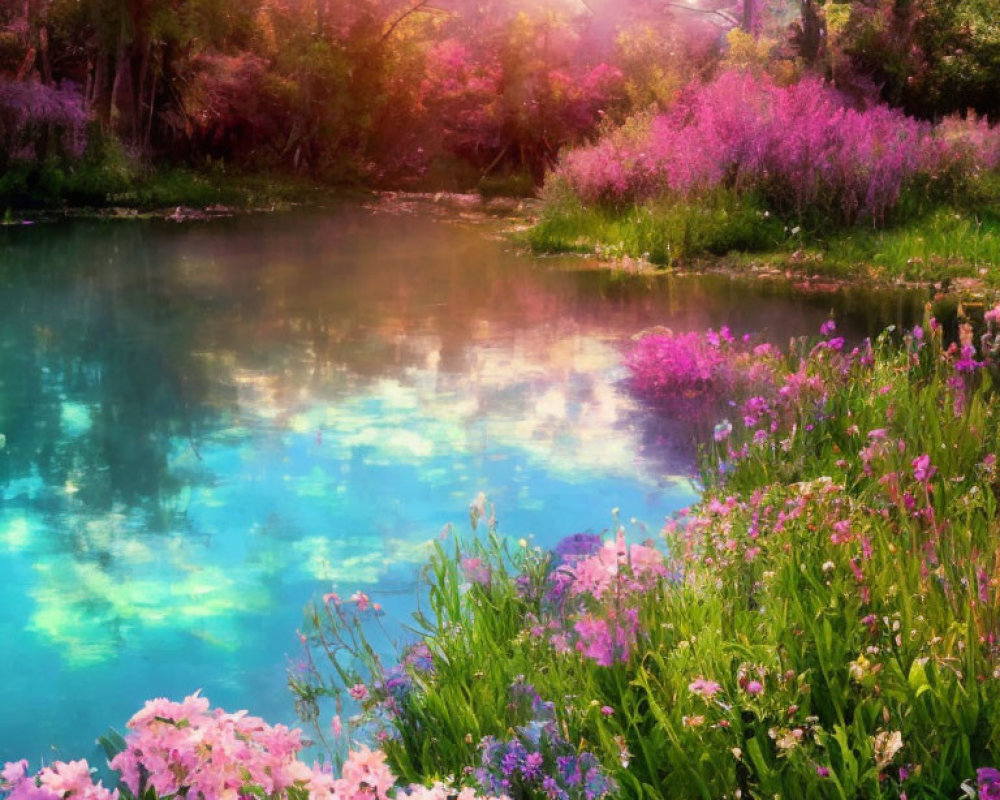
525,193,1000,290
0,165,354,223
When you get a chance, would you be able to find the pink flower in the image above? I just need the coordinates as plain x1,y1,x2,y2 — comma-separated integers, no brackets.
2,761,28,786
745,680,764,696
349,683,369,701
351,591,371,611
338,746,395,800
912,454,935,483
688,677,723,699
460,557,491,586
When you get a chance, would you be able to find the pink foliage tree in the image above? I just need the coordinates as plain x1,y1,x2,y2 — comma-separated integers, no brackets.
418,11,626,183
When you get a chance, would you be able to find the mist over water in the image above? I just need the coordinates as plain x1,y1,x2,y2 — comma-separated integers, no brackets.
0,203,924,763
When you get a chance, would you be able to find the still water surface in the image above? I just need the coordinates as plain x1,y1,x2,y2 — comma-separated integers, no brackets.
0,202,923,763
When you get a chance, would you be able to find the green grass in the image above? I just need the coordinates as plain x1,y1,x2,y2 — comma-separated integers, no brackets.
0,148,347,215
527,190,788,266
821,210,1000,282
527,181,1000,285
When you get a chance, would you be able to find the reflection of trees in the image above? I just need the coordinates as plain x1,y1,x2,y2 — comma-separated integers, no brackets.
0,221,235,519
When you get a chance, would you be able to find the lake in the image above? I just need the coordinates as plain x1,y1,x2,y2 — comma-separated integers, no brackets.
0,200,924,763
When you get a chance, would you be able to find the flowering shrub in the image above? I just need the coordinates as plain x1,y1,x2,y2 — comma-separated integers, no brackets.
109,692,322,800
555,69,1000,224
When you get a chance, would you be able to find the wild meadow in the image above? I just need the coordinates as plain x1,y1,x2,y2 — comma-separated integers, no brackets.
273,304,1000,800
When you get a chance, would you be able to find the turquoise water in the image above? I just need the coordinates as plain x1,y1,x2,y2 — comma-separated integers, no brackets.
0,203,923,764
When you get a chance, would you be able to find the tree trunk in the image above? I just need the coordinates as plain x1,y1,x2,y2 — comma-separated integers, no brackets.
145,52,159,151
110,19,128,129
38,25,52,85
742,0,760,37
796,0,826,66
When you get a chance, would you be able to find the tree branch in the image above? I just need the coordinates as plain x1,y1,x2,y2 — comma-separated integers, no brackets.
380,0,435,44
657,1,740,28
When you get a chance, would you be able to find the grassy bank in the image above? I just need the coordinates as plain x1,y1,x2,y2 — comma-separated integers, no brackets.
295,305,1000,800
527,190,1000,285
0,154,346,218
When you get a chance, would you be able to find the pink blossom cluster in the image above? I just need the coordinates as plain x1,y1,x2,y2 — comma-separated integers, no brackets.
568,530,669,600
533,529,670,666
106,693,505,800
109,692,322,800
557,70,1000,223
1,759,116,800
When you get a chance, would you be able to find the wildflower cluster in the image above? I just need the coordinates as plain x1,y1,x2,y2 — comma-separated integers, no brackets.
534,528,669,666
3,694,511,800
295,299,1000,800
473,683,615,800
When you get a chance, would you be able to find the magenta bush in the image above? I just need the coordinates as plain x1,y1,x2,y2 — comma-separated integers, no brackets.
557,70,1000,224
0,79,88,163
625,326,780,417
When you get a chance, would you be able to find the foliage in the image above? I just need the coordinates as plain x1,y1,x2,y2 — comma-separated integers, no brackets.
0,78,88,166
418,12,627,184
293,302,1000,800
829,0,1000,120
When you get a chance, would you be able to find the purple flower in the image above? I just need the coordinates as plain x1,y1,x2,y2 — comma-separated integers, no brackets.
500,741,527,778
956,344,982,373
541,776,565,800
816,766,830,778
820,319,837,336
978,768,1000,800
745,680,764,696
522,752,544,781
552,533,604,567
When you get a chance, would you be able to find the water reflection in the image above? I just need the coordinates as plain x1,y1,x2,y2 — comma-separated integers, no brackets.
0,204,927,762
